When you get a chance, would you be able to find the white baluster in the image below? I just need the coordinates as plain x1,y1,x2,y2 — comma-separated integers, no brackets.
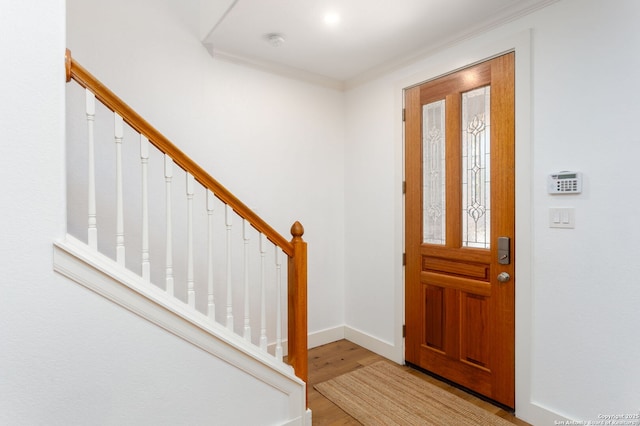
186,173,195,308
259,233,268,352
165,155,174,296
114,113,125,266
225,204,233,331
243,218,251,342
140,135,150,282
207,190,215,321
86,90,97,250
275,247,283,361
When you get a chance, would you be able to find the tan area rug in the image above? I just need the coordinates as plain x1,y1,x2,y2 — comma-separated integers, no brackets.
314,361,514,426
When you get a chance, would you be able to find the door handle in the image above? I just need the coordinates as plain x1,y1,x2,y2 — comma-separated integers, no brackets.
497,272,511,283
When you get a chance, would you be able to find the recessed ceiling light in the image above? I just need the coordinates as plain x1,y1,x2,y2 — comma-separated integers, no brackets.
323,12,340,26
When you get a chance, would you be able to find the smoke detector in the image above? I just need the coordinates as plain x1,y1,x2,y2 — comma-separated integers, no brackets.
264,33,286,47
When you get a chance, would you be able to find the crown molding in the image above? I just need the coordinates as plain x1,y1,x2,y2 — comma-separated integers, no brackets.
205,45,345,91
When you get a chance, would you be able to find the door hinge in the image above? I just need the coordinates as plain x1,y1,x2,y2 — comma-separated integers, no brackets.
402,108,406,122
402,180,406,194
402,324,406,338
402,252,406,266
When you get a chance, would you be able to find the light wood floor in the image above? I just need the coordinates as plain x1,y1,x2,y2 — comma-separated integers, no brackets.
306,340,530,425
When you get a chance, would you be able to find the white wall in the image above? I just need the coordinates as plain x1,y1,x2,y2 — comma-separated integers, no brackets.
66,0,347,341
0,1,301,424
60,0,640,423
345,0,640,423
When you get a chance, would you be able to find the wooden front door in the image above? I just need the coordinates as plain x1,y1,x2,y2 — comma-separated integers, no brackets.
404,53,515,408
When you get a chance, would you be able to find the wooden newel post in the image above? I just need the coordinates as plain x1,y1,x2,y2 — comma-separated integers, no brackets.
288,221,308,392
65,49,72,83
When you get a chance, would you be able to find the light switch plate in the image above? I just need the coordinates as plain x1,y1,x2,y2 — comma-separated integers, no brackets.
549,208,575,228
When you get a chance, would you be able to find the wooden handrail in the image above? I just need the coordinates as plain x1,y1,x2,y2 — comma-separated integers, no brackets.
64,49,294,257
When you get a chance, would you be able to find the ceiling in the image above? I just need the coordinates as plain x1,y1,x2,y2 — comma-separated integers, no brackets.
203,0,556,88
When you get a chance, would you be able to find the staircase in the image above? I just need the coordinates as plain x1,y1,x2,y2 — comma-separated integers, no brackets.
55,50,309,425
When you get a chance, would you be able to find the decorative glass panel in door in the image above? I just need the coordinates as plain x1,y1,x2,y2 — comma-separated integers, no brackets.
423,100,446,245
462,86,491,248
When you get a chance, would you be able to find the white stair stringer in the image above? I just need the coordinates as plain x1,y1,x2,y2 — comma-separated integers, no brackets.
53,234,308,425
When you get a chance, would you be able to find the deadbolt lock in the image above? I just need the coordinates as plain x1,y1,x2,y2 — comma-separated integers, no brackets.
498,236,510,265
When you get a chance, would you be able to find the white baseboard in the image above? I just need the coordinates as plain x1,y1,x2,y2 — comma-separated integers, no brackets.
276,325,400,362
269,326,346,356
279,408,313,426
344,326,401,363
308,326,345,349
270,325,394,357
517,399,570,425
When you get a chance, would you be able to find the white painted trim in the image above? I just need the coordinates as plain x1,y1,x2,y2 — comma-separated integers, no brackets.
200,0,239,42
53,235,305,421
201,1,559,92
345,0,560,90
308,326,345,349
344,326,400,363
278,408,312,426
269,325,346,356
205,48,344,91
393,30,566,425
